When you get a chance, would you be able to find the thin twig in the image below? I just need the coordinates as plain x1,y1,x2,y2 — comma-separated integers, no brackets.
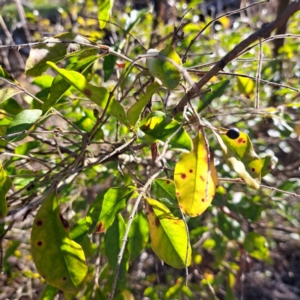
219,177,300,198
255,38,263,109
173,1,300,115
182,0,269,63
110,169,163,299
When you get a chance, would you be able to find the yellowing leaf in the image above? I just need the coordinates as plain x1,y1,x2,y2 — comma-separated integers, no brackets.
31,190,88,294
214,130,262,189
98,0,114,29
146,45,182,90
0,163,12,218
237,76,254,96
174,131,218,217
146,198,191,269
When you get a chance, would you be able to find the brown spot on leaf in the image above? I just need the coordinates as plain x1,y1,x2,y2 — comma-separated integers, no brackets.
200,175,205,182
62,277,67,281
176,192,179,196
84,89,92,97
59,214,70,230
201,198,205,202
181,173,186,179
96,222,105,233
166,180,170,184
155,217,160,227
148,205,154,213
189,169,193,173
37,241,43,246
252,168,255,172
36,220,43,226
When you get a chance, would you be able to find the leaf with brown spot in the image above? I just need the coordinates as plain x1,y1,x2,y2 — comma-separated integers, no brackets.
31,190,88,294
174,131,219,217
146,198,191,269
214,130,262,189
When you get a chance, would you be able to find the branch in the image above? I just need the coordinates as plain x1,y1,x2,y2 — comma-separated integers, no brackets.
172,1,300,115
110,169,163,299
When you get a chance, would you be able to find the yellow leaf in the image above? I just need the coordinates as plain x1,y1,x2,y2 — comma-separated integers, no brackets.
174,131,218,217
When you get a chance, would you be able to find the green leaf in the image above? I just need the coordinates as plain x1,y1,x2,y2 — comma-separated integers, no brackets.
86,186,135,233
6,109,42,142
15,141,42,155
214,130,262,190
261,154,278,177
217,213,244,241
98,0,114,29
31,190,88,294
0,98,23,115
197,80,230,112
104,214,128,291
146,198,191,269
128,212,149,260
0,66,19,83
140,112,193,152
152,178,178,208
25,33,97,76
127,82,160,127
47,62,128,126
41,285,58,300
43,55,98,113
0,163,12,218
103,54,118,82
70,218,89,243
146,45,182,90
174,131,219,217
0,88,22,104
244,232,270,261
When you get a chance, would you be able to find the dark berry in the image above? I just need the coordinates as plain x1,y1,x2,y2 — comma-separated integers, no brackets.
226,128,240,139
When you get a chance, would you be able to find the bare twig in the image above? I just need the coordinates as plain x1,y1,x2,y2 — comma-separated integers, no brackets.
173,1,300,115
255,38,263,109
182,0,269,63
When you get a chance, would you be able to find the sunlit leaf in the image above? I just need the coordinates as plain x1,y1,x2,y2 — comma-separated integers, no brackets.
214,130,262,189
43,55,99,112
0,163,12,218
0,88,22,104
41,284,58,300
244,232,270,262
6,109,42,142
261,154,278,177
47,62,128,125
0,66,19,83
174,131,218,217
86,186,135,234
14,141,42,155
98,0,114,29
127,82,160,127
1,98,22,115
237,76,254,96
140,112,193,152
31,190,88,294
146,45,182,90
70,218,89,243
25,33,97,76
146,197,191,269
